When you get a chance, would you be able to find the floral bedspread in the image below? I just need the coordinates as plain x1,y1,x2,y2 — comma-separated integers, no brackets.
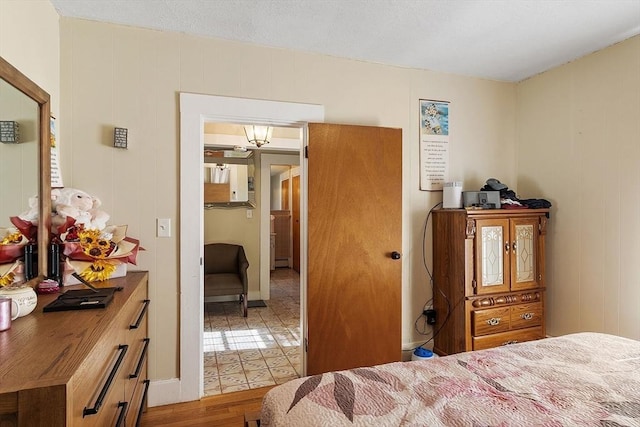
261,333,640,426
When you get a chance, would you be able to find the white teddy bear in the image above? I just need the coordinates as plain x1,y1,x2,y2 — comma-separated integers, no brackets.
51,188,110,231
18,195,40,225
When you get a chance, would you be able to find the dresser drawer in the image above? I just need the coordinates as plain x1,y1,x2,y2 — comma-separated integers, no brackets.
71,338,128,426
124,335,149,400
0,392,17,426
472,307,510,336
510,302,542,329
71,283,146,425
125,369,149,426
472,326,543,350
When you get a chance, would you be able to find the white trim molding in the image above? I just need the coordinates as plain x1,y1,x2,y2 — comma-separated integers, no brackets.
178,93,324,403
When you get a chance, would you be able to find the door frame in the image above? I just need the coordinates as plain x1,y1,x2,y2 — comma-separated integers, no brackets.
178,93,324,402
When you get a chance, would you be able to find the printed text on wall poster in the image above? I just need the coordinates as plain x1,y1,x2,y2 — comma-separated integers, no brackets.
50,116,64,188
419,100,449,191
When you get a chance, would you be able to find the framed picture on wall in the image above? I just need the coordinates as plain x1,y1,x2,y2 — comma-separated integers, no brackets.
419,99,450,191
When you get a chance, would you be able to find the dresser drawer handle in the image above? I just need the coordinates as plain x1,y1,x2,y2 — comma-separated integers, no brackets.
136,379,151,426
130,299,150,330
83,344,128,417
501,340,519,346
115,401,128,427
486,317,501,326
521,312,534,320
130,338,150,379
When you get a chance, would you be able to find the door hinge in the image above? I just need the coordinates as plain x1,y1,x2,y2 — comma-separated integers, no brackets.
304,146,309,158
304,337,308,352
472,279,477,289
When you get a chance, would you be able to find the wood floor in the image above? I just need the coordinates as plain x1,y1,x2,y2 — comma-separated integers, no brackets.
139,386,273,426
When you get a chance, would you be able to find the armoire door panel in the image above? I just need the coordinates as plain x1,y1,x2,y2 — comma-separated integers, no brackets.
510,217,540,291
475,219,510,295
306,123,402,375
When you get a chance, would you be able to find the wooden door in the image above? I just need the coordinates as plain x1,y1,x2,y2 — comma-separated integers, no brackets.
306,123,402,375
281,178,289,210
292,175,300,273
474,219,511,295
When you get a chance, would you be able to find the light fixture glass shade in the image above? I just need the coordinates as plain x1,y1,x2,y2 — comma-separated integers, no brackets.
244,125,272,147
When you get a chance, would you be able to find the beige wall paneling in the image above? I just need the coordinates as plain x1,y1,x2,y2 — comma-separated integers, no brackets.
517,35,640,339
0,0,60,116
59,17,518,404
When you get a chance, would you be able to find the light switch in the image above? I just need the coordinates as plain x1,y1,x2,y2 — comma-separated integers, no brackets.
157,218,171,237
246,209,253,219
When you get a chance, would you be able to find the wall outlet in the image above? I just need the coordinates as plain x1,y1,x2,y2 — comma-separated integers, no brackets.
424,309,436,325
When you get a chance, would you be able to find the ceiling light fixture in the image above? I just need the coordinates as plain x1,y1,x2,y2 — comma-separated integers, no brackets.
243,125,272,148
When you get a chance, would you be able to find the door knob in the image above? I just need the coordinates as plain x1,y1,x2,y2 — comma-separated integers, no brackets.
390,251,401,260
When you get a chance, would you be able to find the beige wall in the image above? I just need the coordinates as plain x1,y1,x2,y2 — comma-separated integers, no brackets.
517,35,640,339
58,18,516,381
0,0,60,119
8,0,640,398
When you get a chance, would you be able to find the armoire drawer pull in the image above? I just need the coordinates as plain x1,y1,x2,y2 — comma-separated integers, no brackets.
130,299,150,329
501,340,519,346
115,401,128,427
130,338,150,379
486,317,501,326
83,344,128,417
136,379,151,427
520,312,534,320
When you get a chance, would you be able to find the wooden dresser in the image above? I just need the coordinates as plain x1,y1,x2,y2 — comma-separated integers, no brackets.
0,272,150,426
432,209,548,355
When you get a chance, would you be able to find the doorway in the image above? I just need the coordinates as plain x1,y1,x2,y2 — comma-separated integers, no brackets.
201,134,303,395
179,93,324,402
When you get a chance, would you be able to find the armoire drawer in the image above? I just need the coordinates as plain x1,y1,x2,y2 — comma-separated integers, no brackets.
510,302,543,329
472,307,510,336
472,326,543,351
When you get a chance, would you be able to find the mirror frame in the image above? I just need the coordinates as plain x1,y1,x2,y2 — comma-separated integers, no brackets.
0,56,51,285
203,147,256,208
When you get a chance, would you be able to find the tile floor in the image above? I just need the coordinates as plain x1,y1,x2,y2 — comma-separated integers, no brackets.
203,268,302,395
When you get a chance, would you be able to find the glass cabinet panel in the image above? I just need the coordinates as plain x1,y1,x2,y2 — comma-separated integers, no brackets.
510,217,540,291
481,226,504,286
475,219,511,295
515,223,534,283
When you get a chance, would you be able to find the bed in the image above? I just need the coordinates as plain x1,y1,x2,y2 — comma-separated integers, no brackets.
258,333,640,426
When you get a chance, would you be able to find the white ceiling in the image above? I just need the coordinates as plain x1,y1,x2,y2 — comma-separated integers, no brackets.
50,0,640,82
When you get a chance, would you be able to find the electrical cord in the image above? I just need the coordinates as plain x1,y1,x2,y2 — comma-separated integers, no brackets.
413,202,442,339
422,201,441,282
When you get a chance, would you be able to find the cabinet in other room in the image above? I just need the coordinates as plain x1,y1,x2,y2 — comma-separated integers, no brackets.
432,208,549,356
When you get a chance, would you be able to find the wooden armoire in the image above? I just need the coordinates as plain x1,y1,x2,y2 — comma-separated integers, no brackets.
432,208,549,356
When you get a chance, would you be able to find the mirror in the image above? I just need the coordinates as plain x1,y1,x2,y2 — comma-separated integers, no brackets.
0,56,51,285
203,147,255,208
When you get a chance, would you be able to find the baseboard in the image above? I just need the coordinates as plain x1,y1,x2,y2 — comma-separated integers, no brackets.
147,378,181,407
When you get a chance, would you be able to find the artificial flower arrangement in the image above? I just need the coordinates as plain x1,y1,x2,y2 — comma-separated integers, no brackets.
51,187,141,283
58,224,140,282
0,215,37,287
0,187,141,285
